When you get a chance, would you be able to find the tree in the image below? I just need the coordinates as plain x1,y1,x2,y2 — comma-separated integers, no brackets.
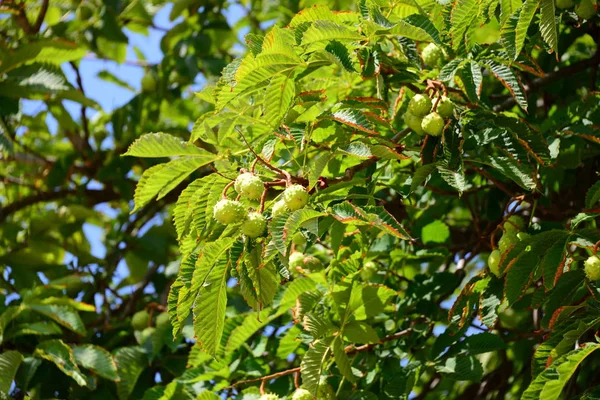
0,0,599,398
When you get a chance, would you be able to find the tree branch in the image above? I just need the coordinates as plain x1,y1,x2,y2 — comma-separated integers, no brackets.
0,188,120,222
226,328,413,389
32,0,49,33
494,50,600,111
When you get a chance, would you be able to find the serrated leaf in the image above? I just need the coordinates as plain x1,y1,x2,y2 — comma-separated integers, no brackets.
114,347,149,400
436,356,483,381
27,304,86,335
35,340,87,386
264,70,296,128
73,345,119,382
0,40,87,73
331,202,411,240
439,58,464,82
301,337,333,395
6,321,63,339
0,307,22,345
503,230,571,305
481,59,527,110
403,14,442,45
133,156,215,213
450,0,481,51
523,343,600,400
325,41,356,72
193,252,230,356
437,166,468,195
330,109,378,134
217,53,302,111
539,0,558,57
585,181,600,209
301,20,362,49
0,350,23,393
332,336,356,383
124,133,213,158
514,0,539,61
472,156,536,190
343,321,380,344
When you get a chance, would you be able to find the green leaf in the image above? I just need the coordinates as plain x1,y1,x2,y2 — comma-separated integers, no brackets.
503,230,571,305
132,157,215,213
73,345,119,382
481,59,527,110
438,59,464,82
325,41,356,72
240,246,279,310
264,70,296,128
343,321,380,344
470,156,536,190
216,53,302,111
0,350,23,393
27,304,86,335
225,310,271,354
329,109,377,134
114,347,149,400
301,20,362,49
533,317,600,377
332,336,357,383
0,41,87,73
523,343,600,400
437,166,468,195
403,14,442,45
421,220,450,244
35,340,87,386
0,307,22,345
436,356,483,381
193,251,230,356
124,133,215,158
539,0,558,57
6,321,63,339
301,337,333,395
450,0,481,51
331,202,411,240
514,0,539,61
585,180,600,209
97,70,135,91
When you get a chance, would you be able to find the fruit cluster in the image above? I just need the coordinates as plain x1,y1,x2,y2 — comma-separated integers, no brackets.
212,173,311,241
404,93,454,137
488,215,528,277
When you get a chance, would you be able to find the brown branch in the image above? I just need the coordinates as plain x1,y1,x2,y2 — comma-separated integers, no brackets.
69,62,92,151
119,263,161,319
0,188,120,222
227,328,413,389
32,0,49,33
494,50,600,111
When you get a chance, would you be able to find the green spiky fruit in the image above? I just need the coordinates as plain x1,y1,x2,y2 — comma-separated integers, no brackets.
303,256,323,272
360,261,377,281
488,250,501,277
131,310,149,331
422,43,443,66
289,251,305,271
408,94,433,117
234,173,264,200
584,255,600,281
260,395,281,400
141,72,158,92
291,388,313,400
213,199,247,224
421,112,444,136
272,200,288,217
292,232,307,246
498,232,518,253
404,112,425,135
504,215,525,233
283,184,309,211
241,212,266,238
317,380,336,400
156,312,170,327
556,0,575,8
436,96,455,119
384,319,397,332
576,0,597,18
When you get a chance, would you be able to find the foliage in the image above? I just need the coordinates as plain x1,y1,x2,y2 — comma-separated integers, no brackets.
1,0,600,399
